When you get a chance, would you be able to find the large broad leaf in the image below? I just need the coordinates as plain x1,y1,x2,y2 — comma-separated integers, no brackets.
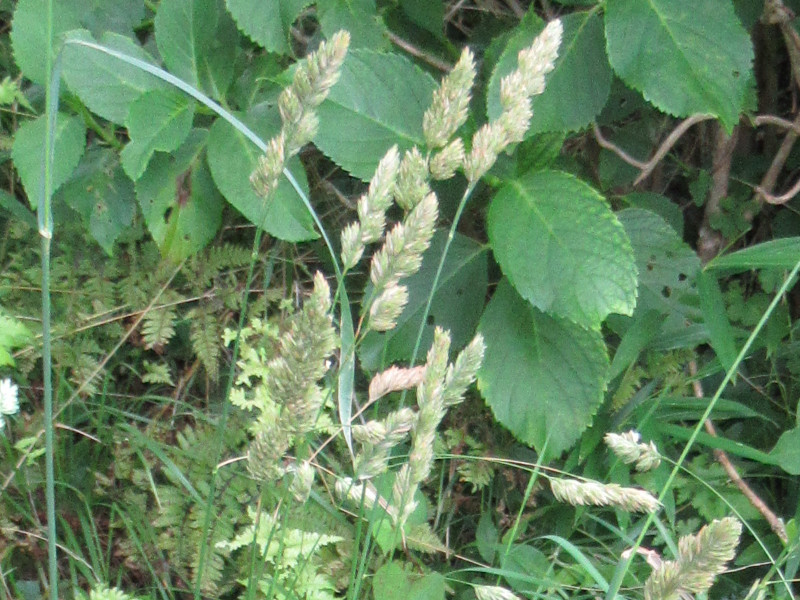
206,103,316,241
488,10,611,134
11,0,83,85
155,0,237,98
135,129,222,261
477,280,609,457
12,113,86,210
58,148,136,255
62,30,168,124
488,169,636,328
121,89,195,181
359,230,488,371
618,209,701,327
225,0,310,54
317,0,390,50
605,0,753,131
316,50,436,180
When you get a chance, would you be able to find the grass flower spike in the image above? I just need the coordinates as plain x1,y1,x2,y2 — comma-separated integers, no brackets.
423,47,476,149
251,31,350,198
644,518,742,600
605,430,662,471
475,585,521,600
464,18,562,182
550,478,661,513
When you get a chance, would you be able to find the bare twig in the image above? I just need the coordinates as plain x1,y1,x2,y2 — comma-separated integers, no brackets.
756,113,800,205
592,115,716,186
387,31,452,72
753,114,800,135
698,124,738,263
688,361,788,544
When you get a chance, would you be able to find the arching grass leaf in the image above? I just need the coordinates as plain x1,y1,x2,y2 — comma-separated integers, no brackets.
62,30,168,124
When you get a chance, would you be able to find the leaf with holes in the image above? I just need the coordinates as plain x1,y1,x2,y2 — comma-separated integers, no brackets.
315,49,436,180
487,10,611,134
58,148,136,255
135,129,223,261
477,279,609,457
618,208,701,328
605,0,753,131
488,169,637,328
12,113,86,210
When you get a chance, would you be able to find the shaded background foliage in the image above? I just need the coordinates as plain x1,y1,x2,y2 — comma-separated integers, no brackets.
0,0,799,598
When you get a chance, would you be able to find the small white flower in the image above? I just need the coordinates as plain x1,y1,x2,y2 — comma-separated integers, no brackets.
0,378,19,415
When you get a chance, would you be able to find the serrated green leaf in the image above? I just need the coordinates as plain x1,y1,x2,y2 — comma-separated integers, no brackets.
315,50,436,180
359,231,488,372
477,279,609,457
12,113,86,210
770,427,800,475
317,0,390,50
225,0,310,54
62,30,168,124
121,89,195,181
81,0,145,37
487,11,611,134
0,189,36,228
11,0,83,85
705,237,800,273
605,0,753,131
57,148,136,255
206,102,316,241
618,209,701,326
373,562,445,600
488,170,636,328
135,129,222,261
0,314,32,367
155,0,236,98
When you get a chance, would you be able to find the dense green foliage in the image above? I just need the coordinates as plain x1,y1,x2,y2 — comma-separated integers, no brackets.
0,0,799,599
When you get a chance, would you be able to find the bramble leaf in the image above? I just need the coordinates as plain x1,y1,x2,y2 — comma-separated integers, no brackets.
225,0,310,54
12,113,86,210
477,279,609,457
121,89,195,181
206,102,317,241
488,10,612,134
62,30,168,124
605,0,753,131
488,170,637,328
316,50,436,180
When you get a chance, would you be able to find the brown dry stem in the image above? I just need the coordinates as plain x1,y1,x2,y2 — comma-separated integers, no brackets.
688,360,788,544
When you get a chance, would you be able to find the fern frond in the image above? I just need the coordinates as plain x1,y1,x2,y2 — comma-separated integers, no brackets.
141,297,178,350
188,305,222,380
